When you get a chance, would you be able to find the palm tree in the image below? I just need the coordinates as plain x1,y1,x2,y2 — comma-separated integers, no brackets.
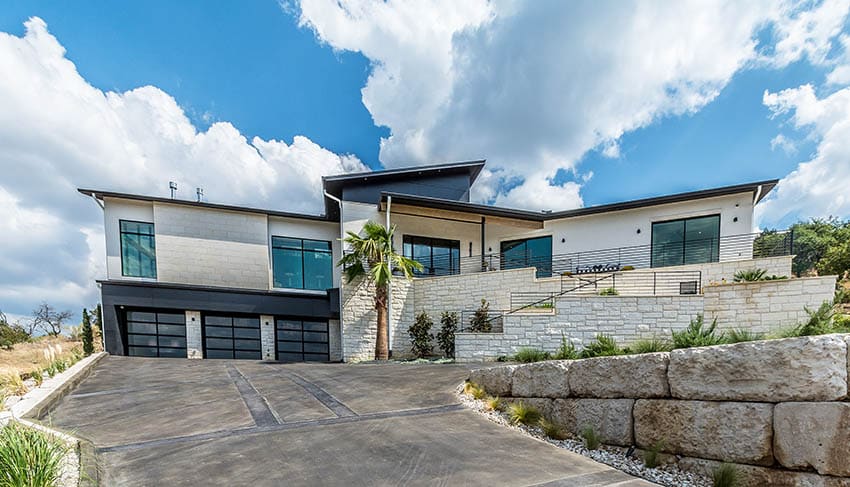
338,221,422,360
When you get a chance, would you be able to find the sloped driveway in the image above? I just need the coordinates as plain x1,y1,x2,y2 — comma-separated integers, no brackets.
45,357,655,486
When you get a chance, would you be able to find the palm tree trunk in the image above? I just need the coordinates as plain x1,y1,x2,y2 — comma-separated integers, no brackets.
374,284,389,360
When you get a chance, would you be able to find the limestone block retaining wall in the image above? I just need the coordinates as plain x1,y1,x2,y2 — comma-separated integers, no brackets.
704,275,837,334
469,334,850,484
341,277,413,361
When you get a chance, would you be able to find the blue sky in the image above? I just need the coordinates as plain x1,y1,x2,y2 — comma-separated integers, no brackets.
1,1,849,320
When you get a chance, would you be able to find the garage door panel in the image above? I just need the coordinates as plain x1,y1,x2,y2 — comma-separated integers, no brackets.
202,314,261,360
275,318,329,362
125,309,187,358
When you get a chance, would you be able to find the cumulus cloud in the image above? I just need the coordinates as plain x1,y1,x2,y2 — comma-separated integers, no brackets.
757,84,850,225
0,17,366,318
770,134,798,155
297,0,850,210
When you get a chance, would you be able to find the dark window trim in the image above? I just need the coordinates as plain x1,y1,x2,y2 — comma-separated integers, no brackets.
271,236,333,291
119,219,157,278
402,235,462,276
122,307,186,358
274,316,330,362
650,213,721,268
201,312,262,360
499,235,553,278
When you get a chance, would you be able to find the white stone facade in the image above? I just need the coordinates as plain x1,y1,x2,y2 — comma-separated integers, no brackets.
185,311,202,359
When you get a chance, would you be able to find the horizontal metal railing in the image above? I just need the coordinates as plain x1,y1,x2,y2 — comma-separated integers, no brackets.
396,229,793,277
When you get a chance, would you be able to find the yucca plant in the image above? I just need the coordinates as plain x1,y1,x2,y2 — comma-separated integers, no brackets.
580,334,623,358
642,440,665,468
552,334,579,360
0,422,69,487
513,347,550,363
631,337,673,354
733,268,767,282
712,462,740,487
672,314,725,349
508,402,542,426
725,329,763,344
580,426,601,450
538,417,569,440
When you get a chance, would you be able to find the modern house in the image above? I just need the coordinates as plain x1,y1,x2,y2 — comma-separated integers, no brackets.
80,160,796,362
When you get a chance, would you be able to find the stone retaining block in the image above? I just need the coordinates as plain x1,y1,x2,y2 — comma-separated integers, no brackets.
551,398,634,446
774,402,850,477
569,353,669,398
468,365,516,396
511,361,570,398
633,399,774,466
668,335,848,402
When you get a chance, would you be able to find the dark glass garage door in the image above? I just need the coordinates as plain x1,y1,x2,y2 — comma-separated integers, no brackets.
203,315,261,359
125,310,186,358
276,319,329,362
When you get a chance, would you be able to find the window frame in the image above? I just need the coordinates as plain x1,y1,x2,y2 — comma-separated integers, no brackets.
650,213,721,268
499,235,553,278
270,236,334,291
119,219,157,279
402,235,462,276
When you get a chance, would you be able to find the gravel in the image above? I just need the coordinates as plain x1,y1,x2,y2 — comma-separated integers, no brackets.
458,387,712,487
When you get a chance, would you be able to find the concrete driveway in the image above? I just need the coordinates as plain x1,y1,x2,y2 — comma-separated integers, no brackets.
45,357,655,486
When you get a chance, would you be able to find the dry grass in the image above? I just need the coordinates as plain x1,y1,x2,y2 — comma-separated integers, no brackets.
0,336,83,378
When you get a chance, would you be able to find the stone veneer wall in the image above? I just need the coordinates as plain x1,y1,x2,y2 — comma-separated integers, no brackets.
469,334,850,486
341,277,414,362
704,276,837,334
456,296,704,362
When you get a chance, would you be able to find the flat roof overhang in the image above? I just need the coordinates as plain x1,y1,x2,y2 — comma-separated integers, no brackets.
379,192,546,229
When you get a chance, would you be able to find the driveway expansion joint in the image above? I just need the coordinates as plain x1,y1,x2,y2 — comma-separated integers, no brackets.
285,371,357,418
226,364,281,427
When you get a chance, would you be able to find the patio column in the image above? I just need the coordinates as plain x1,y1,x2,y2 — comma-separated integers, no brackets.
480,216,486,271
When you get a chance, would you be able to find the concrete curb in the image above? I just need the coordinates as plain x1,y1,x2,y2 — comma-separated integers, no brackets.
10,351,107,419
2,352,107,487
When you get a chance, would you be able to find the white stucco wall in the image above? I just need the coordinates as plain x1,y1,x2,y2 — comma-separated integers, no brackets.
103,197,155,281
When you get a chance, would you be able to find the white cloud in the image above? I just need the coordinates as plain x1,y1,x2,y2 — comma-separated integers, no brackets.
0,18,366,318
757,84,850,225
297,0,850,209
827,34,850,85
770,133,798,155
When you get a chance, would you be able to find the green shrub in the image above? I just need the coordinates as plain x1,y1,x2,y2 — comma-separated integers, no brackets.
0,311,30,350
733,268,767,282
631,337,672,354
468,299,493,333
763,275,788,280
725,329,763,343
712,462,740,487
552,334,579,360
580,426,601,450
0,422,69,487
642,440,665,468
788,301,836,337
513,348,550,363
672,314,725,349
436,311,458,358
835,314,850,332
836,285,850,305
539,417,569,440
508,401,542,426
598,287,619,296
408,312,434,358
580,334,623,358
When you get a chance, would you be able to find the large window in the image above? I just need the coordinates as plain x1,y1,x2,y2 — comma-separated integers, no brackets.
500,236,553,278
120,220,157,278
403,235,461,276
272,237,333,290
651,214,720,268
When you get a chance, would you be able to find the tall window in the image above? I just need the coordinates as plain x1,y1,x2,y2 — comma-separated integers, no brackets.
651,214,720,268
500,236,553,277
272,237,333,290
403,235,461,276
120,220,157,278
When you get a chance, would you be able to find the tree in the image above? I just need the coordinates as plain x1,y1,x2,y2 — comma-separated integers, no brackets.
81,308,94,356
0,310,31,350
338,221,422,360
436,311,458,358
31,302,72,336
408,312,434,358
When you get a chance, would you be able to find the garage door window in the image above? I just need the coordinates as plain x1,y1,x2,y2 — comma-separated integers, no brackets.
203,315,261,359
276,319,329,362
126,310,186,358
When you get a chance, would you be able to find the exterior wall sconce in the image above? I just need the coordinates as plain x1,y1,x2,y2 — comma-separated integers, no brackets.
636,229,641,234
733,217,739,222
561,238,566,243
